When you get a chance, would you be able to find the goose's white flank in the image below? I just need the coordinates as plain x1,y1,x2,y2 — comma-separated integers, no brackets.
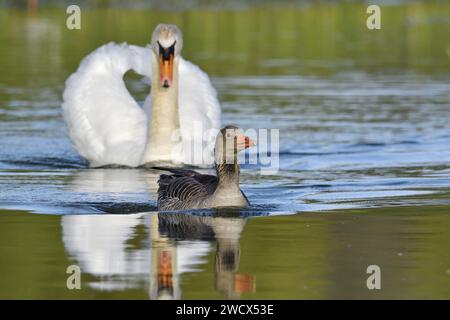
62,24,221,167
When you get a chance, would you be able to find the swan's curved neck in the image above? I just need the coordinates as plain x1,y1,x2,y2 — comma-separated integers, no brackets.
143,53,181,163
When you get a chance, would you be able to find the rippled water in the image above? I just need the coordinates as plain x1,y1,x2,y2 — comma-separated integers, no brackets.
0,3,450,299
1,72,449,214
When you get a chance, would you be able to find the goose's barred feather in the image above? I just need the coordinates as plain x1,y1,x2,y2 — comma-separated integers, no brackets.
157,168,218,210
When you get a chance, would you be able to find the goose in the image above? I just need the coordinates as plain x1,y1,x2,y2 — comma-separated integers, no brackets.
62,24,221,167
156,213,254,299
157,126,255,211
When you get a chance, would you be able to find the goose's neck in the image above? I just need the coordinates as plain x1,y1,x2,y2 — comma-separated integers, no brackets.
144,54,181,162
215,161,240,191
212,155,248,207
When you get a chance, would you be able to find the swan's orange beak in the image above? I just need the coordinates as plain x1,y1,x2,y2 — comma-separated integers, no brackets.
237,135,256,150
158,41,175,88
159,54,174,88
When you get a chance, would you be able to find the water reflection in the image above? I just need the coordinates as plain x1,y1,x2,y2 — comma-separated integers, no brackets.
61,211,254,299
62,213,151,291
67,169,157,194
157,213,255,299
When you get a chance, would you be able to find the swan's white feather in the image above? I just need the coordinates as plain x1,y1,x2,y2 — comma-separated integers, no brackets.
62,42,221,167
178,59,221,165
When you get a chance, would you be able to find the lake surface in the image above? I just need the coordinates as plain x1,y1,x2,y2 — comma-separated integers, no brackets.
0,2,449,299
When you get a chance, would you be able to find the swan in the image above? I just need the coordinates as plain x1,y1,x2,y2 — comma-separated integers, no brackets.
62,24,221,167
156,126,255,210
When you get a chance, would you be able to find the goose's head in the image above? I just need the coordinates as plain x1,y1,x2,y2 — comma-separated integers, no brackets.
151,24,183,88
215,126,256,164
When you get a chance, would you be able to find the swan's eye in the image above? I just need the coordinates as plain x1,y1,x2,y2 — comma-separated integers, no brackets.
158,41,176,61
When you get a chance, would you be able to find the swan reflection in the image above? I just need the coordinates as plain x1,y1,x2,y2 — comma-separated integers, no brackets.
66,169,159,194
61,211,254,299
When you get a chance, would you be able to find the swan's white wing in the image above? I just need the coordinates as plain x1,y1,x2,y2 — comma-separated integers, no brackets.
62,42,149,167
178,58,221,166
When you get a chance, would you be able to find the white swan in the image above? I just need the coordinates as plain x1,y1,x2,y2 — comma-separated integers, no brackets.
62,24,221,167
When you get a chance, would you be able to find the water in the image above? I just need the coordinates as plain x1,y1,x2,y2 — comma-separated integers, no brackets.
1,2,450,299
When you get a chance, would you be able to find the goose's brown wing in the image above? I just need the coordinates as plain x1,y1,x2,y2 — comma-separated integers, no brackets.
156,167,218,209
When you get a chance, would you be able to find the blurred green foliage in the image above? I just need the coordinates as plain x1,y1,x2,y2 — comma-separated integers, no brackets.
0,0,449,87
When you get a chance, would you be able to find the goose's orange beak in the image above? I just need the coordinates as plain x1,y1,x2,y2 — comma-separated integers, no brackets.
237,135,256,150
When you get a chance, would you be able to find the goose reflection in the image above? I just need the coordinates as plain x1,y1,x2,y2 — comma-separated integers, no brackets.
61,210,254,299
155,212,255,299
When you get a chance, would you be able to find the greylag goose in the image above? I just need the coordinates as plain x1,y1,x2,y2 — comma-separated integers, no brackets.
156,126,255,210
